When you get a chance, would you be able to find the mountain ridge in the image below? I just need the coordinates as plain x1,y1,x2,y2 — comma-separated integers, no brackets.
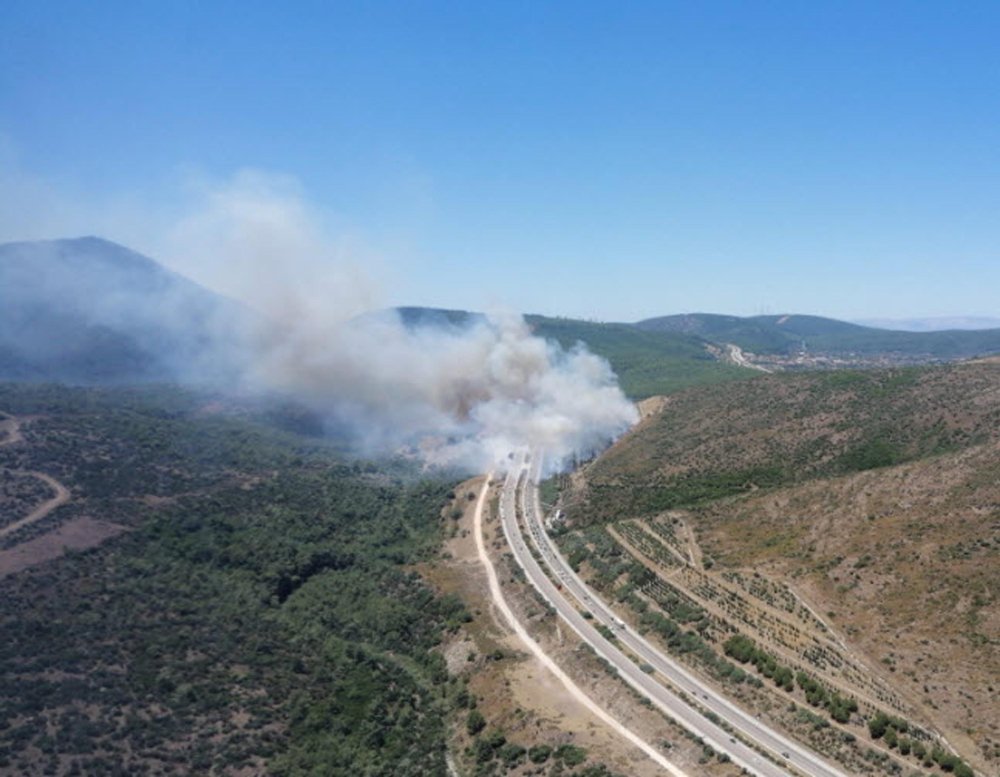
4,237,1000,396
636,312,1000,359
0,236,253,385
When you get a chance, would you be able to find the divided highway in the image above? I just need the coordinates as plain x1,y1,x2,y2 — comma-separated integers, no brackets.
497,450,850,777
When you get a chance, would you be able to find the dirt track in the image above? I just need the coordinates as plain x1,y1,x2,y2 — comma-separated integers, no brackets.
0,414,24,446
472,474,691,777
0,470,71,539
0,414,74,540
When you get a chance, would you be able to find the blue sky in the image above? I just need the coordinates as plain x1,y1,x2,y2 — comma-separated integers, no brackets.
2,1,999,322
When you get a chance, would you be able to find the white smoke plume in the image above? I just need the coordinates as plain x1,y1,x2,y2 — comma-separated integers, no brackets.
252,308,638,472
0,165,638,472
161,171,638,473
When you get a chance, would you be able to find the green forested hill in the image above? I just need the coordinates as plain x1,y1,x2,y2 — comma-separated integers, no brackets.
526,315,750,398
395,308,752,399
571,361,1000,522
0,384,468,776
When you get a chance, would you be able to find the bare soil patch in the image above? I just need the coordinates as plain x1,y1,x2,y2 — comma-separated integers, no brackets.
0,516,128,578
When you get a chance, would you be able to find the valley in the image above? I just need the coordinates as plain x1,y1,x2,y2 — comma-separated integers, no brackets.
0,361,995,776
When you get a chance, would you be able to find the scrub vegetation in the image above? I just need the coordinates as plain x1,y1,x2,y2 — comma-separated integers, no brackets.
0,383,468,776
572,363,1000,521
557,360,1000,775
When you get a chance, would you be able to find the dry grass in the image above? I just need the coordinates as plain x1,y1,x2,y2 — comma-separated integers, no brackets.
568,360,1000,774
691,444,999,772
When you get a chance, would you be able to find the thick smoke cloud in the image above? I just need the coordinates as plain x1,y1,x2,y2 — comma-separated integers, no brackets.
1,166,638,472
165,172,637,473
251,309,638,472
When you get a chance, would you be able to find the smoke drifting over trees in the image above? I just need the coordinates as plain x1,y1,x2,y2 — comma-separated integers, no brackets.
249,307,638,472
164,171,638,472
0,170,638,472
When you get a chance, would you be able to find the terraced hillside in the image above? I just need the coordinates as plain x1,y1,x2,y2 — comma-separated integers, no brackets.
559,361,999,775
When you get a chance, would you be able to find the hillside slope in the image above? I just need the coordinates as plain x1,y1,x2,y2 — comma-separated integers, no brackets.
526,315,749,398
394,308,752,399
566,362,1000,772
690,439,999,771
578,365,1000,517
0,383,463,775
0,237,252,384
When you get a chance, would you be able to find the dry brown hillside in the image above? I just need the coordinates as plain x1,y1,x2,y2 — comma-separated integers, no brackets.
566,362,1000,773
576,363,1000,521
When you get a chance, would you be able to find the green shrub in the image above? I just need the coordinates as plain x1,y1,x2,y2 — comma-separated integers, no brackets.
466,710,486,736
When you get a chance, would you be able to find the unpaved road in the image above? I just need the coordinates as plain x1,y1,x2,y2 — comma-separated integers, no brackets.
473,473,692,777
0,415,72,539
0,414,24,446
0,471,71,539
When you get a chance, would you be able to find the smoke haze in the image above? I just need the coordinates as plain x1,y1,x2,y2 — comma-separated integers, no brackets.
0,167,638,472
145,171,638,472
251,308,638,472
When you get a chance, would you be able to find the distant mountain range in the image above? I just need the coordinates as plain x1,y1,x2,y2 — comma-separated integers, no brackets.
854,316,1000,332
3,237,1000,396
636,312,1000,360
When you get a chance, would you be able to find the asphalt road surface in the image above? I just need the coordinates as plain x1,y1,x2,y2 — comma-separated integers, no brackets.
498,450,850,777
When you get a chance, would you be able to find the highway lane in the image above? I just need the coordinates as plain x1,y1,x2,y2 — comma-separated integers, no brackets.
476,472,693,777
497,457,797,777
508,451,850,777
